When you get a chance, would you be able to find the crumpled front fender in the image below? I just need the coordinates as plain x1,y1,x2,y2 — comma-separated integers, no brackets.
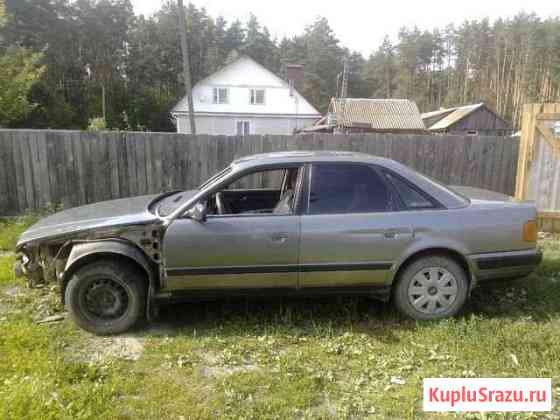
63,240,153,280
61,240,156,300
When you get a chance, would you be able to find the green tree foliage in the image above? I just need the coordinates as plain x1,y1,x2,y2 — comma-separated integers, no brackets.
0,0,5,27
1,0,559,130
365,14,560,127
363,37,397,98
278,18,348,112
0,48,44,127
0,0,44,127
242,14,279,71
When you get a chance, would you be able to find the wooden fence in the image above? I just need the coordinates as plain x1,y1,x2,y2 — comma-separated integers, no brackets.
515,103,560,232
0,129,519,216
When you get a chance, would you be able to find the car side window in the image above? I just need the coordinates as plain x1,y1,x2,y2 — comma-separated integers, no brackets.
383,171,435,210
228,169,285,190
308,164,393,214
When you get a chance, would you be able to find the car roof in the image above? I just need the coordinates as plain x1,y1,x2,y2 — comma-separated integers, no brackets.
231,150,392,168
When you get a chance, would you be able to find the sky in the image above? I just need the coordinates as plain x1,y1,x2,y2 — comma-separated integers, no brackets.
130,0,559,56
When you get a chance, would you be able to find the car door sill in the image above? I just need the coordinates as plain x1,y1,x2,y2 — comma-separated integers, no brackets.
153,285,392,302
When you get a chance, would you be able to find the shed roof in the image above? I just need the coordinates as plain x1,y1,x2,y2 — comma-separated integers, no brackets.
421,103,509,131
329,98,426,131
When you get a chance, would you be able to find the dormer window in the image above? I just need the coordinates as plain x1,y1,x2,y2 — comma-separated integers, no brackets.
249,88,265,105
213,87,228,104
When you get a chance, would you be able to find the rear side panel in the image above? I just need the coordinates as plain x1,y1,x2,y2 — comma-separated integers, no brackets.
389,200,539,284
455,200,538,253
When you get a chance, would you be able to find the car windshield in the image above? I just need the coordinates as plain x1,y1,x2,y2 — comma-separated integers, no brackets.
150,166,234,217
198,166,233,189
153,190,198,217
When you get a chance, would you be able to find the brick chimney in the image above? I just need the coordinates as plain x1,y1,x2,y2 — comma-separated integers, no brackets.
286,64,304,96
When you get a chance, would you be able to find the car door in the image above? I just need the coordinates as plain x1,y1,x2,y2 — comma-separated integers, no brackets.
299,162,414,288
162,167,303,291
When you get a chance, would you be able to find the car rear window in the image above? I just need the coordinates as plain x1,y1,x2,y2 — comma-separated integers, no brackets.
383,171,436,209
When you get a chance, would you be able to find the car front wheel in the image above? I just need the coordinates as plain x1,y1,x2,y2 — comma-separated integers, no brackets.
393,255,468,320
65,259,147,335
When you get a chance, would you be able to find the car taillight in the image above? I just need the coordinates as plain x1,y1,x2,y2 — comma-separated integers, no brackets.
523,220,538,242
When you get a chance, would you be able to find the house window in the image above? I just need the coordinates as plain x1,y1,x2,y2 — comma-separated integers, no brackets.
236,120,251,136
249,88,265,105
212,87,228,104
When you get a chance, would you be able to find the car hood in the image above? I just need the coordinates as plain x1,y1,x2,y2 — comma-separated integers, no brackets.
17,194,162,248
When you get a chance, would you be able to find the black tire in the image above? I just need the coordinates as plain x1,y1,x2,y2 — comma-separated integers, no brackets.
65,259,147,335
393,255,468,320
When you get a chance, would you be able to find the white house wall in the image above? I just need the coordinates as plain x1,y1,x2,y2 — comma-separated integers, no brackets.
176,114,319,136
184,84,318,116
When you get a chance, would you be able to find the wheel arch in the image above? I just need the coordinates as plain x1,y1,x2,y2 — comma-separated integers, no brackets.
60,240,156,306
391,247,474,295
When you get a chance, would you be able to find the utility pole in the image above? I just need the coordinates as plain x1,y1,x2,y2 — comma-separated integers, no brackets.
340,59,349,98
101,83,106,124
337,59,349,133
177,0,196,134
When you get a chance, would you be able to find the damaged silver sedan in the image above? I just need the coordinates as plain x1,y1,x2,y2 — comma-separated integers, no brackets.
16,151,542,334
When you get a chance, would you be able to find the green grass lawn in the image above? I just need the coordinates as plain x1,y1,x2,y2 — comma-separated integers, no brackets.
1,218,559,419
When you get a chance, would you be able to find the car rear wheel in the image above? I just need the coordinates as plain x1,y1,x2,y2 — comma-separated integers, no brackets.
65,259,147,335
393,255,468,320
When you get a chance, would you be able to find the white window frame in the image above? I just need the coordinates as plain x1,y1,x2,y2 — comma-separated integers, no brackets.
235,120,252,136
249,88,265,105
212,87,228,104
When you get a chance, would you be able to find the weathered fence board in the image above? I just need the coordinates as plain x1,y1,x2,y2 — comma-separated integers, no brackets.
515,103,560,232
0,129,519,216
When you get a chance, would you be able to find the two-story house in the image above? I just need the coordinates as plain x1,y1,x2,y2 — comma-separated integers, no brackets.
171,55,321,135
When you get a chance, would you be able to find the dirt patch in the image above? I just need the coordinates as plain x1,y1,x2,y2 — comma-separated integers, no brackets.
198,350,261,378
70,335,145,363
199,363,261,378
143,322,179,337
3,285,23,298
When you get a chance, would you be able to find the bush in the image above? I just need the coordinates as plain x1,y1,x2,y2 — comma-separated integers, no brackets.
87,117,106,131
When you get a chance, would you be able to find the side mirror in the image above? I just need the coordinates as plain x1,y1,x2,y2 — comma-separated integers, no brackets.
187,202,208,222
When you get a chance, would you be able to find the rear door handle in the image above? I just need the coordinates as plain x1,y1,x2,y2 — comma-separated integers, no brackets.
383,229,398,239
383,228,403,239
270,232,288,243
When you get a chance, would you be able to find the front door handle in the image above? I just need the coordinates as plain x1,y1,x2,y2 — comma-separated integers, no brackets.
270,232,288,243
383,227,414,239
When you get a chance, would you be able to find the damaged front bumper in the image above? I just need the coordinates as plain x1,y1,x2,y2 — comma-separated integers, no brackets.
14,251,49,288
14,259,24,278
